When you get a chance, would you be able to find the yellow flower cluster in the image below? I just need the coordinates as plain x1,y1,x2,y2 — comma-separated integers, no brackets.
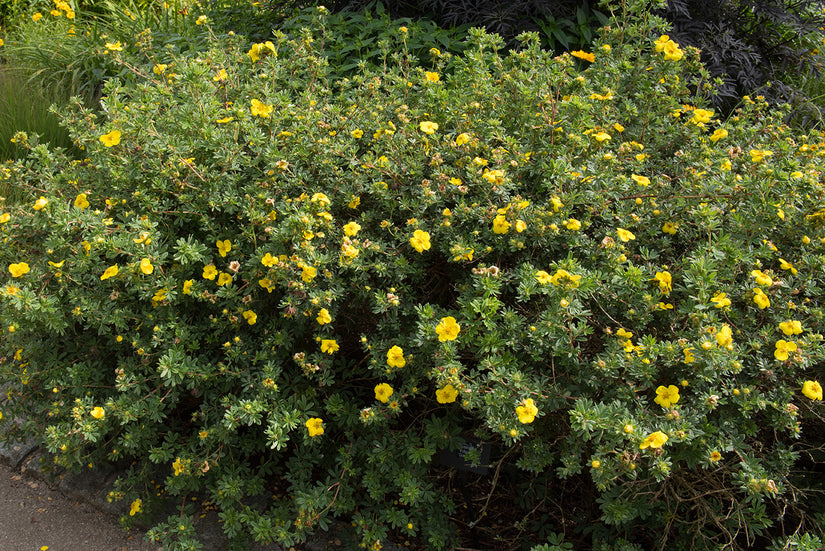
654,35,684,61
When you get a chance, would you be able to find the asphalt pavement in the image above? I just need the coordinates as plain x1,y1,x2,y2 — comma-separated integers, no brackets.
0,431,401,551
0,459,159,551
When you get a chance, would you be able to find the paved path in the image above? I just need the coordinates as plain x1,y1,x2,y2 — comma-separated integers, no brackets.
0,460,159,551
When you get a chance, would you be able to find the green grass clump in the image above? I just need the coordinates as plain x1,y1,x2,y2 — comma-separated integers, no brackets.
0,66,74,164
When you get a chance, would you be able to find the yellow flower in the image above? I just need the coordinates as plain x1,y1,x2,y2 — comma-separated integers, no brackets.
683,347,695,364
624,424,634,434
202,264,218,280
343,221,361,236
749,149,773,162
316,308,332,325
261,253,277,267
564,218,581,231
250,99,273,118
654,385,680,408
654,35,683,61
549,269,581,288
750,269,772,286
182,279,193,294
535,270,552,285
386,345,405,368
213,68,227,81
455,133,471,146
710,291,731,308
32,12,43,21
99,130,121,147
802,380,823,401
631,174,650,187
90,406,105,419
720,159,732,171
301,265,317,282
310,192,330,207
691,109,714,125
351,129,363,138
709,128,728,142
591,460,601,468
153,64,168,74
709,451,722,462
592,131,611,142
424,71,440,82
774,340,797,361
778,320,802,336
639,431,668,449
482,169,505,184
435,316,461,342
752,288,770,309
409,229,431,252
616,228,635,242
242,310,257,325
8,262,29,277
172,457,185,476
101,264,118,280
516,398,538,424
33,196,49,210
104,41,123,52
374,383,394,403
247,41,276,62
151,288,167,306
0,213,9,223
436,384,458,404
716,324,733,349
492,214,511,234
419,121,438,134
74,193,90,209
216,239,232,257
129,498,142,516
653,271,672,294
662,221,678,235
779,258,797,275
320,339,339,354
305,417,324,437
570,50,595,62
139,258,154,275
195,14,208,25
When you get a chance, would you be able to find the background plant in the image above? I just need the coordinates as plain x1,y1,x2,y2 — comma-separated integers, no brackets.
0,2,824,550
1,0,214,107
0,66,75,165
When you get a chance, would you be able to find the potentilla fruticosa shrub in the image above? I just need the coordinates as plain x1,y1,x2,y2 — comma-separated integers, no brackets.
1,2,825,549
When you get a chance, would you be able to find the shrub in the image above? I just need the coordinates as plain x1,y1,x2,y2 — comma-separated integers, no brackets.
1,2,825,549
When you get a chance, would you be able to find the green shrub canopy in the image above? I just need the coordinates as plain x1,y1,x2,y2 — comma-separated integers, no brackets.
1,5,824,550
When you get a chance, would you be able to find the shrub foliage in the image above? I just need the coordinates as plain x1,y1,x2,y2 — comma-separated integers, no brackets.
1,3,825,550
